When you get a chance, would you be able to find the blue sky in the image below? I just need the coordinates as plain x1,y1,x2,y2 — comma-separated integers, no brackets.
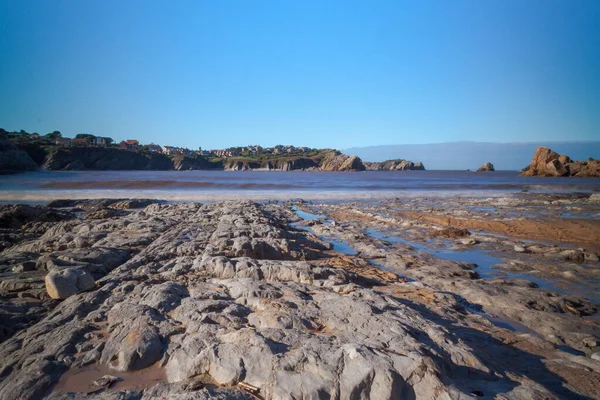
0,0,599,150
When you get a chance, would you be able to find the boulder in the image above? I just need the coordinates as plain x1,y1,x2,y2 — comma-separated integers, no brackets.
521,147,600,177
476,162,495,172
45,267,95,299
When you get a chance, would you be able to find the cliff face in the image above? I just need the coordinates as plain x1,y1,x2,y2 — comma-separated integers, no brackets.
521,147,599,177
172,155,222,170
267,157,319,171
363,159,425,171
222,152,364,171
223,157,319,171
0,135,39,174
44,148,173,171
319,151,365,171
26,146,367,172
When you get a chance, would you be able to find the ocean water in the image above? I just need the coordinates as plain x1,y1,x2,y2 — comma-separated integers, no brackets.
0,170,599,203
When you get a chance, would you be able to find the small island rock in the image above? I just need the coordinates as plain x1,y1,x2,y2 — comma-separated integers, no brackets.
476,162,495,172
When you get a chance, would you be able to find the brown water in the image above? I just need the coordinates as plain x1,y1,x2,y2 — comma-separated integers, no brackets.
52,362,167,394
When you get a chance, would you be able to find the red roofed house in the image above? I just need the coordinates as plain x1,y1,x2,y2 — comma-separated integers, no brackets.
120,140,139,151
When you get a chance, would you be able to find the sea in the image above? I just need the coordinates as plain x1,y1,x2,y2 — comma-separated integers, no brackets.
1,170,599,204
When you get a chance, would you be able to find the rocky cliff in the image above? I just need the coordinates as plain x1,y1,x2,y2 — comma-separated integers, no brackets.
224,157,320,171
0,135,39,174
172,155,222,170
223,151,365,171
318,151,365,171
363,158,425,171
44,148,173,171
39,148,365,172
521,146,600,177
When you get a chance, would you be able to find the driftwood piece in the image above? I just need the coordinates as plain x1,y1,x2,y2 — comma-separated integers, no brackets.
239,381,261,398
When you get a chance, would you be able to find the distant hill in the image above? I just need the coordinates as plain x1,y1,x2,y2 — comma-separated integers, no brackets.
344,141,600,171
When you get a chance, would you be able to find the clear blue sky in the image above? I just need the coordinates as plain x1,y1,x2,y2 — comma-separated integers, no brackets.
1,0,599,150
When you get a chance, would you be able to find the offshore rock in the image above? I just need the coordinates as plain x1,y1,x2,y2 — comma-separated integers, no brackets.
521,146,600,177
476,162,495,172
363,158,426,171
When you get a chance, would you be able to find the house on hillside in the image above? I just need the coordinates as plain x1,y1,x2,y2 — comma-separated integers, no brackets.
147,144,161,153
71,138,89,147
55,138,72,147
120,140,139,151
93,137,106,147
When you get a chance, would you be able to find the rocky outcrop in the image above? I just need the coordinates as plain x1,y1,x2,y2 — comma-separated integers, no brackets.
223,159,263,171
223,157,320,171
0,199,598,399
0,204,74,230
521,146,600,177
477,162,495,172
265,157,319,171
44,147,173,171
172,155,222,170
42,147,365,172
221,151,364,171
319,151,365,171
0,134,38,174
363,159,425,171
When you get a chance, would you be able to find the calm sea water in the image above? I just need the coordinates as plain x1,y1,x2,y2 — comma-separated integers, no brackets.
1,170,599,203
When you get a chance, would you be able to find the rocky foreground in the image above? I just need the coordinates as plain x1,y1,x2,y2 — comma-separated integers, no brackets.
1,197,599,399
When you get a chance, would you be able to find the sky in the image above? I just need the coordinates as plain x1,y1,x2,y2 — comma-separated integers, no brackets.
0,0,599,150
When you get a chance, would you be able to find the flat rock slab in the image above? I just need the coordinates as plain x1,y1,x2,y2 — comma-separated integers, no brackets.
0,199,598,400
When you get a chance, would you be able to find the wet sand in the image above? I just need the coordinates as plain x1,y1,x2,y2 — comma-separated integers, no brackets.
403,212,600,250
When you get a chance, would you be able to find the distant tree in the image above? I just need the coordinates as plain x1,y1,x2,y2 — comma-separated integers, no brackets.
45,131,62,139
75,133,96,141
103,137,114,145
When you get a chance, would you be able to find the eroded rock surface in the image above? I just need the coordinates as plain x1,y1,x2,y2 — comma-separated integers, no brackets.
0,199,598,399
